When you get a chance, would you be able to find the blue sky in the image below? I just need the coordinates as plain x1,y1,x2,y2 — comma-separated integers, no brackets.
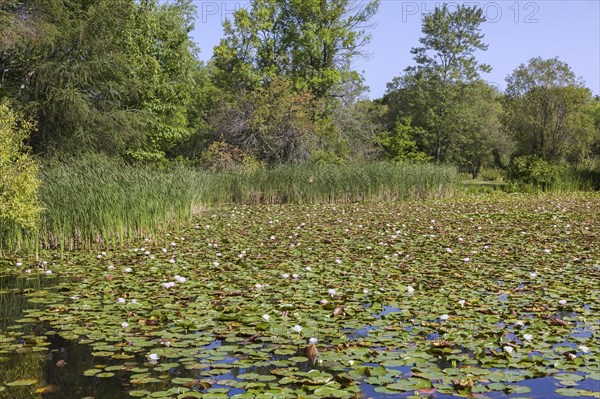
190,1,600,99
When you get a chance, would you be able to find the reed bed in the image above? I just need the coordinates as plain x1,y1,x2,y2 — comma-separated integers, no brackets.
2,158,461,253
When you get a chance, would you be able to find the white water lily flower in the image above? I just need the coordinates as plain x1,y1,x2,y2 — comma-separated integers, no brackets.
292,274,299,279
24,269,31,273
262,314,270,322
363,289,369,294
530,272,537,278
147,353,159,361
348,359,354,366
504,346,514,353
45,270,53,275
558,299,567,306
309,337,318,344
406,286,415,294
213,261,219,267
335,258,342,264
523,334,533,341
174,275,187,283
169,259,176,264
305,266,312,271
97,254,103,259
170,242,176,247
124,267,133,273
292,325,303,333
161,282,175,289
458,300,465,307
16,262,23,267
578,345,589,353
121,322,129,328
463,257,470,262
162,248,167,253
328,288,337,296
255,284,264,289
117,298,126,303
439,314,449,321
543,248,551,253
281,273,290,279
445,248,453,253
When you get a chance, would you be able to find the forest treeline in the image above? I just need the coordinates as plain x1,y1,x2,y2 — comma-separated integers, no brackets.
1,0,600,243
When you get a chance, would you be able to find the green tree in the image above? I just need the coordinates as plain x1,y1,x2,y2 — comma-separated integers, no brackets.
383,4,491,163
503,57,596,164
0,0,200,160
0,100,40,236
375,117,431,162
212,0,379,99
447,81,509,178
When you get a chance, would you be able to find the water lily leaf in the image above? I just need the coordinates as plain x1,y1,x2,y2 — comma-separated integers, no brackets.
5,379,38,386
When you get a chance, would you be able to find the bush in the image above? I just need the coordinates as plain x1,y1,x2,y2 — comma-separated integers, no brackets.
0,101,41,250
506,156,560,190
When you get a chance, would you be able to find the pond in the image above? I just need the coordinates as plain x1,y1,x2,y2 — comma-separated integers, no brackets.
1,195,599,398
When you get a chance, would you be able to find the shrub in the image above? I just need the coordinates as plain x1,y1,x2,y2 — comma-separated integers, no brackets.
0,101,40,249
506,155,560,190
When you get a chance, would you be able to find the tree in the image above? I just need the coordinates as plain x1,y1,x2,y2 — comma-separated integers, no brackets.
0,100,40,239
447,81,509,178
375,117,431,162
0,0,200,160
212,0,379,99
503,57,596,164
209,77,324,164
383,4,492,163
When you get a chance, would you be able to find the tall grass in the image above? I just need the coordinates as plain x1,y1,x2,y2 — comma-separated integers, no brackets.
2,157,461,254
35,156,207,252
201,162,460,205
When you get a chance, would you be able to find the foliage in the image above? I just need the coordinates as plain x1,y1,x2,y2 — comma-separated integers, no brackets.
383,5,492,163
375,118,431,162
212,0,379,98
0,0,200,159
209,77,324,164
506,155,561,190
503,57,596,164
0,101,40,250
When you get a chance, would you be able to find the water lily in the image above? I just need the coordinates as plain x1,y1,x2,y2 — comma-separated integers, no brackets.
124,267,132,273
578,345,589,353
458,299,465,307
147,353,159,361
169,259,176,264
523,334,533,341
445,247,453,253
292,325,303,333
305,266,312,271
116,298,126,303
255,284,265,289
558,299,567,306
363,289,369,294
463,257,470,262
328,288,337,296
406,286,415,294
440,314,449,321
121,322,129,328
161,282,175,289
262,314,270,322
292,273,299,279
174,275,187,283
162,248,167,253
335,258,342,264
213,261,219,267
308,337,318,344
530,272,537,278
45,270,53,275
503,346,514,354
16,261,23,267
281,273,290,279
543,248,551,253
24,269,31,274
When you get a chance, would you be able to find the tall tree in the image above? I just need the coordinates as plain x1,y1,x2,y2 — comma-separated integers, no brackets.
503,57,596,164
212,0,379,99
383,4,491,163
0,0,200,159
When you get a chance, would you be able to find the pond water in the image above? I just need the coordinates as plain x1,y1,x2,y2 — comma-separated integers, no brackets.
1,274,598,399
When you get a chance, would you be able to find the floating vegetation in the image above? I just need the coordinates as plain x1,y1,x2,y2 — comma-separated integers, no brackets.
0,194,599,398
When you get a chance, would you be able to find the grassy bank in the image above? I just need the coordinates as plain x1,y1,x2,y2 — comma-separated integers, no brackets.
2,158,461,253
